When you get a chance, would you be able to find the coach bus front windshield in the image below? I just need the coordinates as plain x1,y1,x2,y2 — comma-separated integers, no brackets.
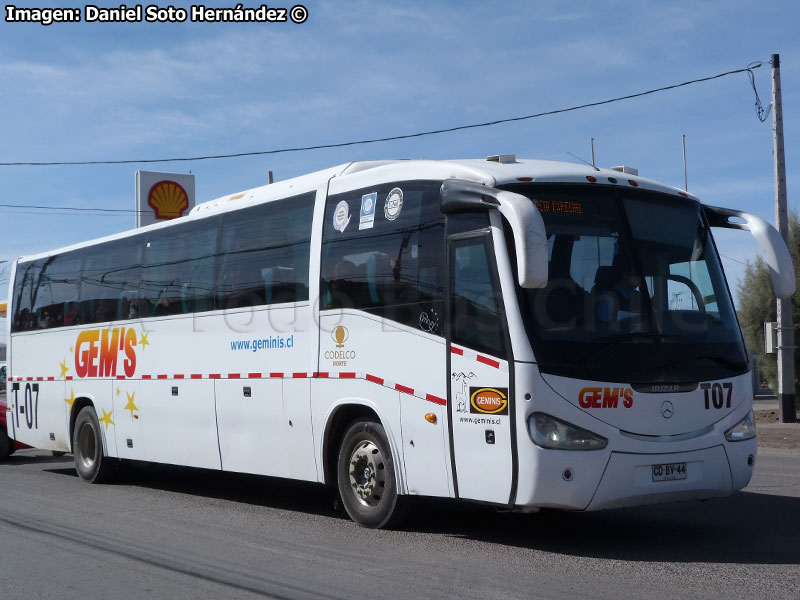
499,184,748,383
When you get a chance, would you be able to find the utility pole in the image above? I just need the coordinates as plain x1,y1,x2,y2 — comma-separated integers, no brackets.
772,53,796,423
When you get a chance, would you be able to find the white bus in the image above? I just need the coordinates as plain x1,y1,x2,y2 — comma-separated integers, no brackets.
5,156,794,527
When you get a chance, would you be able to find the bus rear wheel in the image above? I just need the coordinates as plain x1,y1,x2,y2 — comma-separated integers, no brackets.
337,420,402,529
73,406,114,483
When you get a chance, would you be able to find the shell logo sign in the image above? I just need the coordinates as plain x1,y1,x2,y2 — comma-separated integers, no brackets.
135,170,195,228
148,180,189,219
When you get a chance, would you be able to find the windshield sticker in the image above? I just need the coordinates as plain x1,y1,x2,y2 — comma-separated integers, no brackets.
384,188,404,221
579,387,633,409
469,387,508,415
333,200,351,233
359,192,377,230
536,199,582,214
418,308,439,333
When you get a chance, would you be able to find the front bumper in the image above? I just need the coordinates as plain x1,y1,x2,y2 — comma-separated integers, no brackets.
516,438,756,511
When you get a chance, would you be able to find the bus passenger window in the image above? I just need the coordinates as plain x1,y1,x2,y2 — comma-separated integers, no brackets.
141,221,216,317
217,193,314,310
81,240,140,324
320,181,445,335
11,262,39,332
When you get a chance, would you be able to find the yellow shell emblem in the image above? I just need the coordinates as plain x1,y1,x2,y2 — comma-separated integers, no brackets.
148,180,189,220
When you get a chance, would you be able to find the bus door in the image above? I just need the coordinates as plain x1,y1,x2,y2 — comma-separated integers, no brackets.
447,224,514,505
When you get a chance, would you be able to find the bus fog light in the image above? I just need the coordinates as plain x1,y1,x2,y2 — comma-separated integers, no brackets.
528,412,607,451
725,409,756,442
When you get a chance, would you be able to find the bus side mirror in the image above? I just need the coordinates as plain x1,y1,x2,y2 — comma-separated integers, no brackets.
704,204,795,299
495,191,548,288
441,179,548,288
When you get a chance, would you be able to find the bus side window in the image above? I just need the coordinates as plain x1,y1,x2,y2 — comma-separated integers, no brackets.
81,238,141,324
141,220,217,317
33,252,83,328
320,181,445,335
217,193,314,310
11,262,35,332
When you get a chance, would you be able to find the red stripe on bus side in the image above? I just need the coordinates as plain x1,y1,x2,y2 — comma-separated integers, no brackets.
209,374,221,379
426,394,447,406
116,375,126,380
66,376,73,380
366,374,384,385
248,372,261,379
339,372,357,378
26,377,33,381
142,375,152,380
36,377,43,381
270,372,284,378
395,383,414,395
450,346,464,356
47,377,55,381
157,374,168,380
313,372,329,378
174,374,185,379
476,354,500,369
190,373,202,379
292,372,307,378
228,373,241,379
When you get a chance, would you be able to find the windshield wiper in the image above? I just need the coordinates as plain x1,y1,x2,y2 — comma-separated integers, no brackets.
572,331,674,368
656,351,747,373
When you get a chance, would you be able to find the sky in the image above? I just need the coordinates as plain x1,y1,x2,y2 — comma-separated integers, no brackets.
1,0,799,344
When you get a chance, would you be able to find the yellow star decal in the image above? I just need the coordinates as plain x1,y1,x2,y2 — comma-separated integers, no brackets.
59,359,69,379
123,391,139,420
65,389,75,410
99,408,115,431
116,387,121,396
139,332,150,351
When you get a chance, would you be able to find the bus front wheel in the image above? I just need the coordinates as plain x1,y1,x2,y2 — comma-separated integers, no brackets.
72,406,114,483
337,419,402,529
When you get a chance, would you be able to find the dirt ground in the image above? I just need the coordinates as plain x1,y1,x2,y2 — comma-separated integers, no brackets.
755,408,800,456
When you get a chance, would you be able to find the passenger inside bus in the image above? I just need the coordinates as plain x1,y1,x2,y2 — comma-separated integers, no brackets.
593,254,644,323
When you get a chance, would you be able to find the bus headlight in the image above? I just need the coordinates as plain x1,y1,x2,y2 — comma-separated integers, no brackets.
725,409,756,442
528,412,607,450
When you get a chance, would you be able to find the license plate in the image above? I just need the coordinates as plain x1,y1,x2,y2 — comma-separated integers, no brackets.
652,462,687,482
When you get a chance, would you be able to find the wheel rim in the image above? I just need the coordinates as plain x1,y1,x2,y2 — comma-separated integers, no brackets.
77,423,96,471
348,440,386,507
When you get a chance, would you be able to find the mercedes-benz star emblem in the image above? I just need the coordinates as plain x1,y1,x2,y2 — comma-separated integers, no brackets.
661,400,674,419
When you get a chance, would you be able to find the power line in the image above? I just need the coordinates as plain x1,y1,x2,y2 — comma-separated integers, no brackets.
0,62,764,168
0,209,131,217
0,203,134,212
720,252,748,265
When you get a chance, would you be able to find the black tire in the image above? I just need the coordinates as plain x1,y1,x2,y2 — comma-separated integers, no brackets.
337,420,403,529
0,428,12,461
51,451,67,457
72,406,114,483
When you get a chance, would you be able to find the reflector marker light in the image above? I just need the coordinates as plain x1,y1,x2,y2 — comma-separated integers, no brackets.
628,180,638,187
586,176,597,183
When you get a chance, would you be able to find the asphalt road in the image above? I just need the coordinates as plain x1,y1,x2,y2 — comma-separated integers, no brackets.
0,450,798,600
